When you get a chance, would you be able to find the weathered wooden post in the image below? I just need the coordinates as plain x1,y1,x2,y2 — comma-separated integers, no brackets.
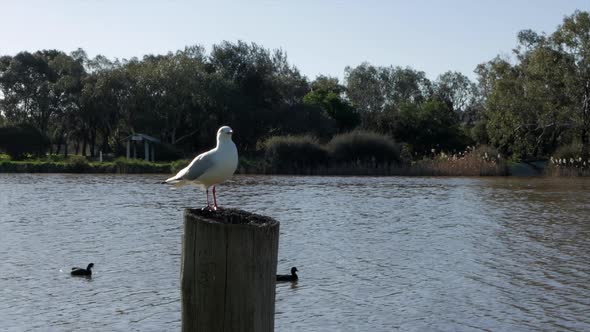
181,208,280,332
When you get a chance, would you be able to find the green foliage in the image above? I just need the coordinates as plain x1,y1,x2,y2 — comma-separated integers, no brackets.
171,159,191,174
263,135,327,170
552,142,588,161
154,143,184,161
0,124,50,159
1,10,589,164
65,155,89,172
112,157,170,173
304,76,360,132
326,131,400,164
477,10,590,159
393,100,469,154
472,145,501,163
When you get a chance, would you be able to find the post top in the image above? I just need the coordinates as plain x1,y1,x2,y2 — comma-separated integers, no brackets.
185,208,279,227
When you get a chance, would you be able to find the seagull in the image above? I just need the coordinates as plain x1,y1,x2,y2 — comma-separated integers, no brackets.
163,126,238,210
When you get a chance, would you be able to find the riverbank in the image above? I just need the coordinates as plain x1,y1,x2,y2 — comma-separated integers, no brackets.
0,157,509,176
2,155,584,177
0,157,170,174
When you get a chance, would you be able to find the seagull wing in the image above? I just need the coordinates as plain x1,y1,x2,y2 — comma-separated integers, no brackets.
184,152,215,181
164,151,215,184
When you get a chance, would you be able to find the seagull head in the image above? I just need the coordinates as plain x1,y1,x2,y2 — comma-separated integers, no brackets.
217,126,234,142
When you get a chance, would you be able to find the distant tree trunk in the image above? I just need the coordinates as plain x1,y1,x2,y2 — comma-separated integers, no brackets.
582,84,590,146
90,130,96,158
82,137,87,157
55,130,64,155
101,129,111,154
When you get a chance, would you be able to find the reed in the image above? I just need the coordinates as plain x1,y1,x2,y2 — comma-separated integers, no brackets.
547,142,590,176
408,146,508,176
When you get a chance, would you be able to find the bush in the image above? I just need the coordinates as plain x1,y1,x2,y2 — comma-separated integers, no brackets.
112,157,170,173
263,135,327,171
66,155,90,172
472,145,501,163
327,131,401,164
0,124,50,159
171,159,191,173
552,142,587,161
155,142,184,161
47,154,68,162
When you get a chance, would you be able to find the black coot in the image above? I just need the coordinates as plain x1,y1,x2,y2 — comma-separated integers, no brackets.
71,263,94,276
276,267,298,282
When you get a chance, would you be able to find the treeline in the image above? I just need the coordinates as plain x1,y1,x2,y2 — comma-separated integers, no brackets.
0,10,589,162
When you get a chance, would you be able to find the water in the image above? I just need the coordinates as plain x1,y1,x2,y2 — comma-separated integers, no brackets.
1,174,589,331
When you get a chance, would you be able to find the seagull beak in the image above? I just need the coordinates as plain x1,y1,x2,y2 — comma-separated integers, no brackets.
228,130,233,135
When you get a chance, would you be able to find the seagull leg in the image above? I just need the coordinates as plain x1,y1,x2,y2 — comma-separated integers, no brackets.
212,186,218,210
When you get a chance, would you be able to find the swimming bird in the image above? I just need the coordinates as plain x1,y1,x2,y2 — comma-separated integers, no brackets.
276,267,298,282
71,263,94,276
163,126,238,210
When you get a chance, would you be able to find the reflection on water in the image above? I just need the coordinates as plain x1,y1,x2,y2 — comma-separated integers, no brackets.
1,174,589,331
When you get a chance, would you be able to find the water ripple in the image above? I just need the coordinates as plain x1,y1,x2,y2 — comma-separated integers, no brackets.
1,174,589,331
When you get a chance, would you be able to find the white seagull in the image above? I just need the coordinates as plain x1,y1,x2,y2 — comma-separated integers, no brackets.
163,126,238,210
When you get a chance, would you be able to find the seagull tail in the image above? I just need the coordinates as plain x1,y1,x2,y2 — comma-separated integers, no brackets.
162,175,191,188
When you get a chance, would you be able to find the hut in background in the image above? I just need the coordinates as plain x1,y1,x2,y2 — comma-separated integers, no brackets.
124,134,160,162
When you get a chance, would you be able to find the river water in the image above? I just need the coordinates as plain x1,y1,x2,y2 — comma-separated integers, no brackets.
0,174,589,331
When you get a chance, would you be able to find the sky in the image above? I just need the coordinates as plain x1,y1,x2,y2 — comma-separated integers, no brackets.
1,0,589,82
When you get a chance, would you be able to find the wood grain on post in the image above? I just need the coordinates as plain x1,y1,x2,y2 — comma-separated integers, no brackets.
181,208,280,332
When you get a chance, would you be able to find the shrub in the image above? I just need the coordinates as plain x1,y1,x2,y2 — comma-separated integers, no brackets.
552,142,587,161
112,157,170,173
0,124,50,159
66,155,90,172
326,131,401,164
155,142,184,161
472,145,501,163
171,159,191,174
263,135,327,171
47,154,68,162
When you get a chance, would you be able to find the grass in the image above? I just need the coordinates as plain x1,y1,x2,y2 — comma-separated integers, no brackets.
1,141,510,176
0,155,173,173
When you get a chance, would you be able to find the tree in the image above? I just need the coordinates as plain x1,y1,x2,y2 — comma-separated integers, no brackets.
303,76,360,132
433,71,478,115
552,10,590,147
344,63,385,115
476,11,590,159
393,99,467,154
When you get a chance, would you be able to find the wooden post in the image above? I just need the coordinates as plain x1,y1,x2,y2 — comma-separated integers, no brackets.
181,208,280,332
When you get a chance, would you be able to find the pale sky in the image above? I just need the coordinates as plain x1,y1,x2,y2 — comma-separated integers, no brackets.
1,0,589,81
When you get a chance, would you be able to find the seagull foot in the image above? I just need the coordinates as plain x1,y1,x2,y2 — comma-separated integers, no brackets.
201,206,222,212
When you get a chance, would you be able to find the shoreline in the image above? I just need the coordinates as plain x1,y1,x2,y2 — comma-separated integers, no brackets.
0,159,573,177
